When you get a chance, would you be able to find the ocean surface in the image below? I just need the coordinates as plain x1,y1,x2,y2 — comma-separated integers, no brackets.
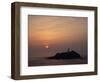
28,57,87,66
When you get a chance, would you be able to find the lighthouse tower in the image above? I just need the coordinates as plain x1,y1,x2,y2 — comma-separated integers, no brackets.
67,48,70,52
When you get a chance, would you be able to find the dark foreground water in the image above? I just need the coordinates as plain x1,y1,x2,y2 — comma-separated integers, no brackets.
28,57,87,66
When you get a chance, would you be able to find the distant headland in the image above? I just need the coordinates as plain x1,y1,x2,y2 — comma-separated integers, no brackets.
47,48,81,59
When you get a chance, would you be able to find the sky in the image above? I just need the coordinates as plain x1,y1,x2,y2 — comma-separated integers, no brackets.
28,15,87,59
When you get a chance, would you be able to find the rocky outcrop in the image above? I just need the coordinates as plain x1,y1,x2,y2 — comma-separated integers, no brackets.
48,49,81,59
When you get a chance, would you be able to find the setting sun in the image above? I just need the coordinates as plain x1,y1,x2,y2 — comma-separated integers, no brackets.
45,45,49,49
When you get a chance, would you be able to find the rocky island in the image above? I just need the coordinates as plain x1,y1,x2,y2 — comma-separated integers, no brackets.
47,48,81,59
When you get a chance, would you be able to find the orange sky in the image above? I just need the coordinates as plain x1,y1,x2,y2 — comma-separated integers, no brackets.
28,15,87,58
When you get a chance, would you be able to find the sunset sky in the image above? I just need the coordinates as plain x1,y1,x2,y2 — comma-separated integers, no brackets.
28,15,87,59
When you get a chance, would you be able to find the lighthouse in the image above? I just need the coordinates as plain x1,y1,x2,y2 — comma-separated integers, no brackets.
67,48,70,52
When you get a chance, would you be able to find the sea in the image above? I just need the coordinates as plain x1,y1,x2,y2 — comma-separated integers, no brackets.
28,57,87,67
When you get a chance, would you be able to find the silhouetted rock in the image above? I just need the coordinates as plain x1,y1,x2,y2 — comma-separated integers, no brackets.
48,49,81,59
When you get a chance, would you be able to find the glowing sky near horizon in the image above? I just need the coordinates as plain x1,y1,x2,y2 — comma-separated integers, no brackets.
28,15,87,58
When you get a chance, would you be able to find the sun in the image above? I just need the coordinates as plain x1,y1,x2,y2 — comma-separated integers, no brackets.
45,45,49,49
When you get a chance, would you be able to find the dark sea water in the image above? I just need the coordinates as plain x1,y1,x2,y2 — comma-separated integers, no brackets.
28,57,87,66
